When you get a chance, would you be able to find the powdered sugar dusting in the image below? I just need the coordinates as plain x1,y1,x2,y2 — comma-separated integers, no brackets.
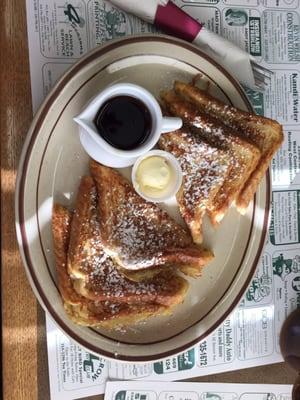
109,191,191,268
72,184,181,303
179,83,265,148
160,128,230,216
95,167,197,270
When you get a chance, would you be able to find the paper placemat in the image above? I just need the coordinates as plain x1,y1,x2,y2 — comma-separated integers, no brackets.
104,381,293,400
25,1,300,398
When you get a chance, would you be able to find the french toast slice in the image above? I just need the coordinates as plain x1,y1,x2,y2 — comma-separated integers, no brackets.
159,124,231,243
52,203,132,328
174,81,283,212
67,176,189,306
90,160,213,274
161,90,261,224
52,202,187,328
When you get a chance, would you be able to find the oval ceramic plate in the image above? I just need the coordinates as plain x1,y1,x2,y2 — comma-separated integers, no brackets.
16,35,270,362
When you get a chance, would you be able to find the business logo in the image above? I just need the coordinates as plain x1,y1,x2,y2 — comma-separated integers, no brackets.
83,353,106,382
273,253,300,280
100,3,128,39
58,2,86,28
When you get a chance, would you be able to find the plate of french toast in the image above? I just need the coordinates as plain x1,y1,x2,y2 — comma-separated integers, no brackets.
16,35,283,361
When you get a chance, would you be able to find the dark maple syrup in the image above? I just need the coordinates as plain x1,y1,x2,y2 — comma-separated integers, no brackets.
95,96,152,151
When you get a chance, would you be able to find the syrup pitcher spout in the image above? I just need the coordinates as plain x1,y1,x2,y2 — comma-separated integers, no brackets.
73,114,96,135
73,82,182,168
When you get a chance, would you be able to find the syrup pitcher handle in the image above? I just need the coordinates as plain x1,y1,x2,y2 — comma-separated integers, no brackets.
161,116,183,134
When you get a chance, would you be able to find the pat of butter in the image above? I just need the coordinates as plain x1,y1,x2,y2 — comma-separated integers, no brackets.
135,156,174,197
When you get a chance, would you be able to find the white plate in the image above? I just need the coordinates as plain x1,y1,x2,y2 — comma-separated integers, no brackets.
16,35,270,362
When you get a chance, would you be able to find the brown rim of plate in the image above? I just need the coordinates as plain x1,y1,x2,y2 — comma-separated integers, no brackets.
36,52,254,345
16,34,270,362
35,56,257,346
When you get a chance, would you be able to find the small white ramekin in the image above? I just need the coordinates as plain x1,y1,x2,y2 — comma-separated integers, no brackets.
131,150,183,203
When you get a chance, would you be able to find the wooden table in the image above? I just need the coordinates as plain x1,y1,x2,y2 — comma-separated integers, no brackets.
1,0,297,398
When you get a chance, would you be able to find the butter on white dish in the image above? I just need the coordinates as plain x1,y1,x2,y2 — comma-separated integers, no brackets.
132,150,183,202
136,156,172,194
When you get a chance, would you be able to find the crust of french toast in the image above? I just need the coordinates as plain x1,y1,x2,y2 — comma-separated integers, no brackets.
52,204,81,305
161,90,261,224
174,81,283,212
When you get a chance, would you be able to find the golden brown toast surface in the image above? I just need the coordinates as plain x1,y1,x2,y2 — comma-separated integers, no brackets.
68,176,189,307
90,160,213,271
159,124,231,243
52,201,188,328
161,90,261,224
52,203,123,327
174,81,283,212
